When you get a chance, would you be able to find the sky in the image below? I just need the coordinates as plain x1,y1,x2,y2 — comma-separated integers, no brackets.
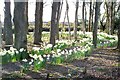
0,0,115,23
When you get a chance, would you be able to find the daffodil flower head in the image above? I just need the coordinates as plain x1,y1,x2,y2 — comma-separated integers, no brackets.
38,55,43,61
46,44,53,48
19,48,24,52
22,59,27,62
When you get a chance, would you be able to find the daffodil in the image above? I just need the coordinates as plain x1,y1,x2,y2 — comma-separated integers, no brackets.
32,47,40,51
38,55,43,61
57,49,61,53
33,54,38,60
46,44,53,48
22,59,27,62
19,48,24,52
15,51,19,54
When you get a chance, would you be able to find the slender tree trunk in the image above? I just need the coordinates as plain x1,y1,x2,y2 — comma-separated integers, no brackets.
66,0,71,40
61,7,67,39
56,1,61,40
74,0,79,40
93,2,102,48
117,24,120,50
25,1,29,34
105,2,110,34
82,1,85,34
110,2,114,35
85,5,87,31
91,2,94,32
34,0,43,44
0,15,2,49
50,1,58,46
13,2,27,50
88,2,92,32
4,0,13,45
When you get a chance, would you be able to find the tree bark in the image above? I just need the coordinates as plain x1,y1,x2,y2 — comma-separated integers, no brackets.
74,0,79,40
93,2,102,48
50,1,58,46
0,15,2,49
4,0,13,45
88,2,92,32
66,0,71,40
117,24,120,50
34,0,43,44
82,1,85,34
13,2,27,50
25,1,29,34
56,1,61,40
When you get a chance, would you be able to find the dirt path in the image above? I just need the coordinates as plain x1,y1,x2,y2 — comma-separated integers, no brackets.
1,48,120,79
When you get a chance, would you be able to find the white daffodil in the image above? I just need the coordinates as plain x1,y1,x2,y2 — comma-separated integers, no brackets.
10,47,16,51
47,54,50,58
8,50,14,56
47,57,50,60
32,47,40,51
46,44,53,48
29,61,33,65
19,48,24,52
22,59,27,62
38,61,41,64
33,54,38,60
57,52,61,56
29,59,33,65
0,52,6,56
61,51,65,55
38,55,43,61
57,49,61,53
29,54,33,58
43,54,47,57
15,51,19,54
69,49,73,53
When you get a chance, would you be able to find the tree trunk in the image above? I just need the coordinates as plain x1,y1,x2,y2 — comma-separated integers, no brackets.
117,24,120,50
56,1,61,40
91,2,94,32
25,1,29,34
66,0,71,40
13,2,27,50
82,2,85,34
0,15,2,49
110,2,114,35
4,0,13,45
93,2,102,48
74,0,79,40
88,2,92,32
34,0,43,44
85,5,87,31
50,1,58,46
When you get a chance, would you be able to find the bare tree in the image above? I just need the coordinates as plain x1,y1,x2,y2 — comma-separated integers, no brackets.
88,1,92,32
50,1,58,46
93,2,102,48
56,0,62,40
118,23,120,50
74,0,79,40
0,15,2,49
34,0,43,44
82,1,85,34
13,2,27,50
4,0,13,45
66,0,71,40
25,0,29,33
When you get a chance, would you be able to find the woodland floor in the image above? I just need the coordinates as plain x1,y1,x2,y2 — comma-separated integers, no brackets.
1,47,120,80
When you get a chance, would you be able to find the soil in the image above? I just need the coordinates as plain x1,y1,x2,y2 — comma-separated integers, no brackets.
1,47,120,80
